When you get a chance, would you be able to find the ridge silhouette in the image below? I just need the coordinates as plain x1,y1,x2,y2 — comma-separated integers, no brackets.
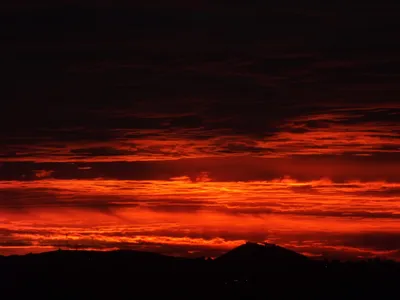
217,241,308,263
1,242,398,299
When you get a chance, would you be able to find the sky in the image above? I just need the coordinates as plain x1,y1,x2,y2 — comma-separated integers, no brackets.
1,2,400,260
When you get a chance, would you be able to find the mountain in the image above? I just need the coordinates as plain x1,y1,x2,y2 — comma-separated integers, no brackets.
216,241,309,269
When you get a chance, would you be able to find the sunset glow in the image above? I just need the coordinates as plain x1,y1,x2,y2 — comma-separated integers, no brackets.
1,3,399,262
1,174,399,260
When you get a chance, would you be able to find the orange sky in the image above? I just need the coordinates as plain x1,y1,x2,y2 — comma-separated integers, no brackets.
1,176,399,260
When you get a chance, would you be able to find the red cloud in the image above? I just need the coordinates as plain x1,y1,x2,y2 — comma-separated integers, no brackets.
34,169,54,178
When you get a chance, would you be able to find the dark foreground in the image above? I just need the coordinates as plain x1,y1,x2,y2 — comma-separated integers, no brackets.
1,243,399,299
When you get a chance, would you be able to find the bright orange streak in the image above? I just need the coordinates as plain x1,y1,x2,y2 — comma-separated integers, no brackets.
1,177,399,215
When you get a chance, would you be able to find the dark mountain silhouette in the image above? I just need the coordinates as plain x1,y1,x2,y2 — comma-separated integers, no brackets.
1,243,399,299
216,241,308,265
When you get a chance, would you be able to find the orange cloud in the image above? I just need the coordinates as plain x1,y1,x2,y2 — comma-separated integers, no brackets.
1,177,399,259
195,172,212,182
33,169,54,178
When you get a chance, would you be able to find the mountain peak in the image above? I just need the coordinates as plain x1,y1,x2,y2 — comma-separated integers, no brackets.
216,241,308,267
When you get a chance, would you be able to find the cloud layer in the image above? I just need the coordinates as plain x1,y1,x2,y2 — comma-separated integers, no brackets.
1,177,399,260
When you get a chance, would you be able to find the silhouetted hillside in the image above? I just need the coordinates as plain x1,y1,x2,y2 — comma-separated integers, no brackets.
216,242,309,266
1,243,399,299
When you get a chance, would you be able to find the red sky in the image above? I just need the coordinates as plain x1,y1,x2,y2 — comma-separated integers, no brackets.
1,2,400,260
1,173,400,259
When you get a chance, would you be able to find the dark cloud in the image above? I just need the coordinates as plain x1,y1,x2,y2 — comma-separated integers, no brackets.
0,188,137,212
70,147,136,157
1,155,398,182
339,232,400,252
146,204,205,213
0,3,399,163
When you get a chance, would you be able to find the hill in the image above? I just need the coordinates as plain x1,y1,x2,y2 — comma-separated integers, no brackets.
216,241,308,265
1,243,399,299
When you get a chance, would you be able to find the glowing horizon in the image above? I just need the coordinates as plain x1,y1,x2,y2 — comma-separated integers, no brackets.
2,176,399,260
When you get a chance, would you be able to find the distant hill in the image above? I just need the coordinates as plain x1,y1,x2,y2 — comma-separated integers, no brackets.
217,241,308,263
0,242,308,268
1,242,399,299
214,242,310,274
